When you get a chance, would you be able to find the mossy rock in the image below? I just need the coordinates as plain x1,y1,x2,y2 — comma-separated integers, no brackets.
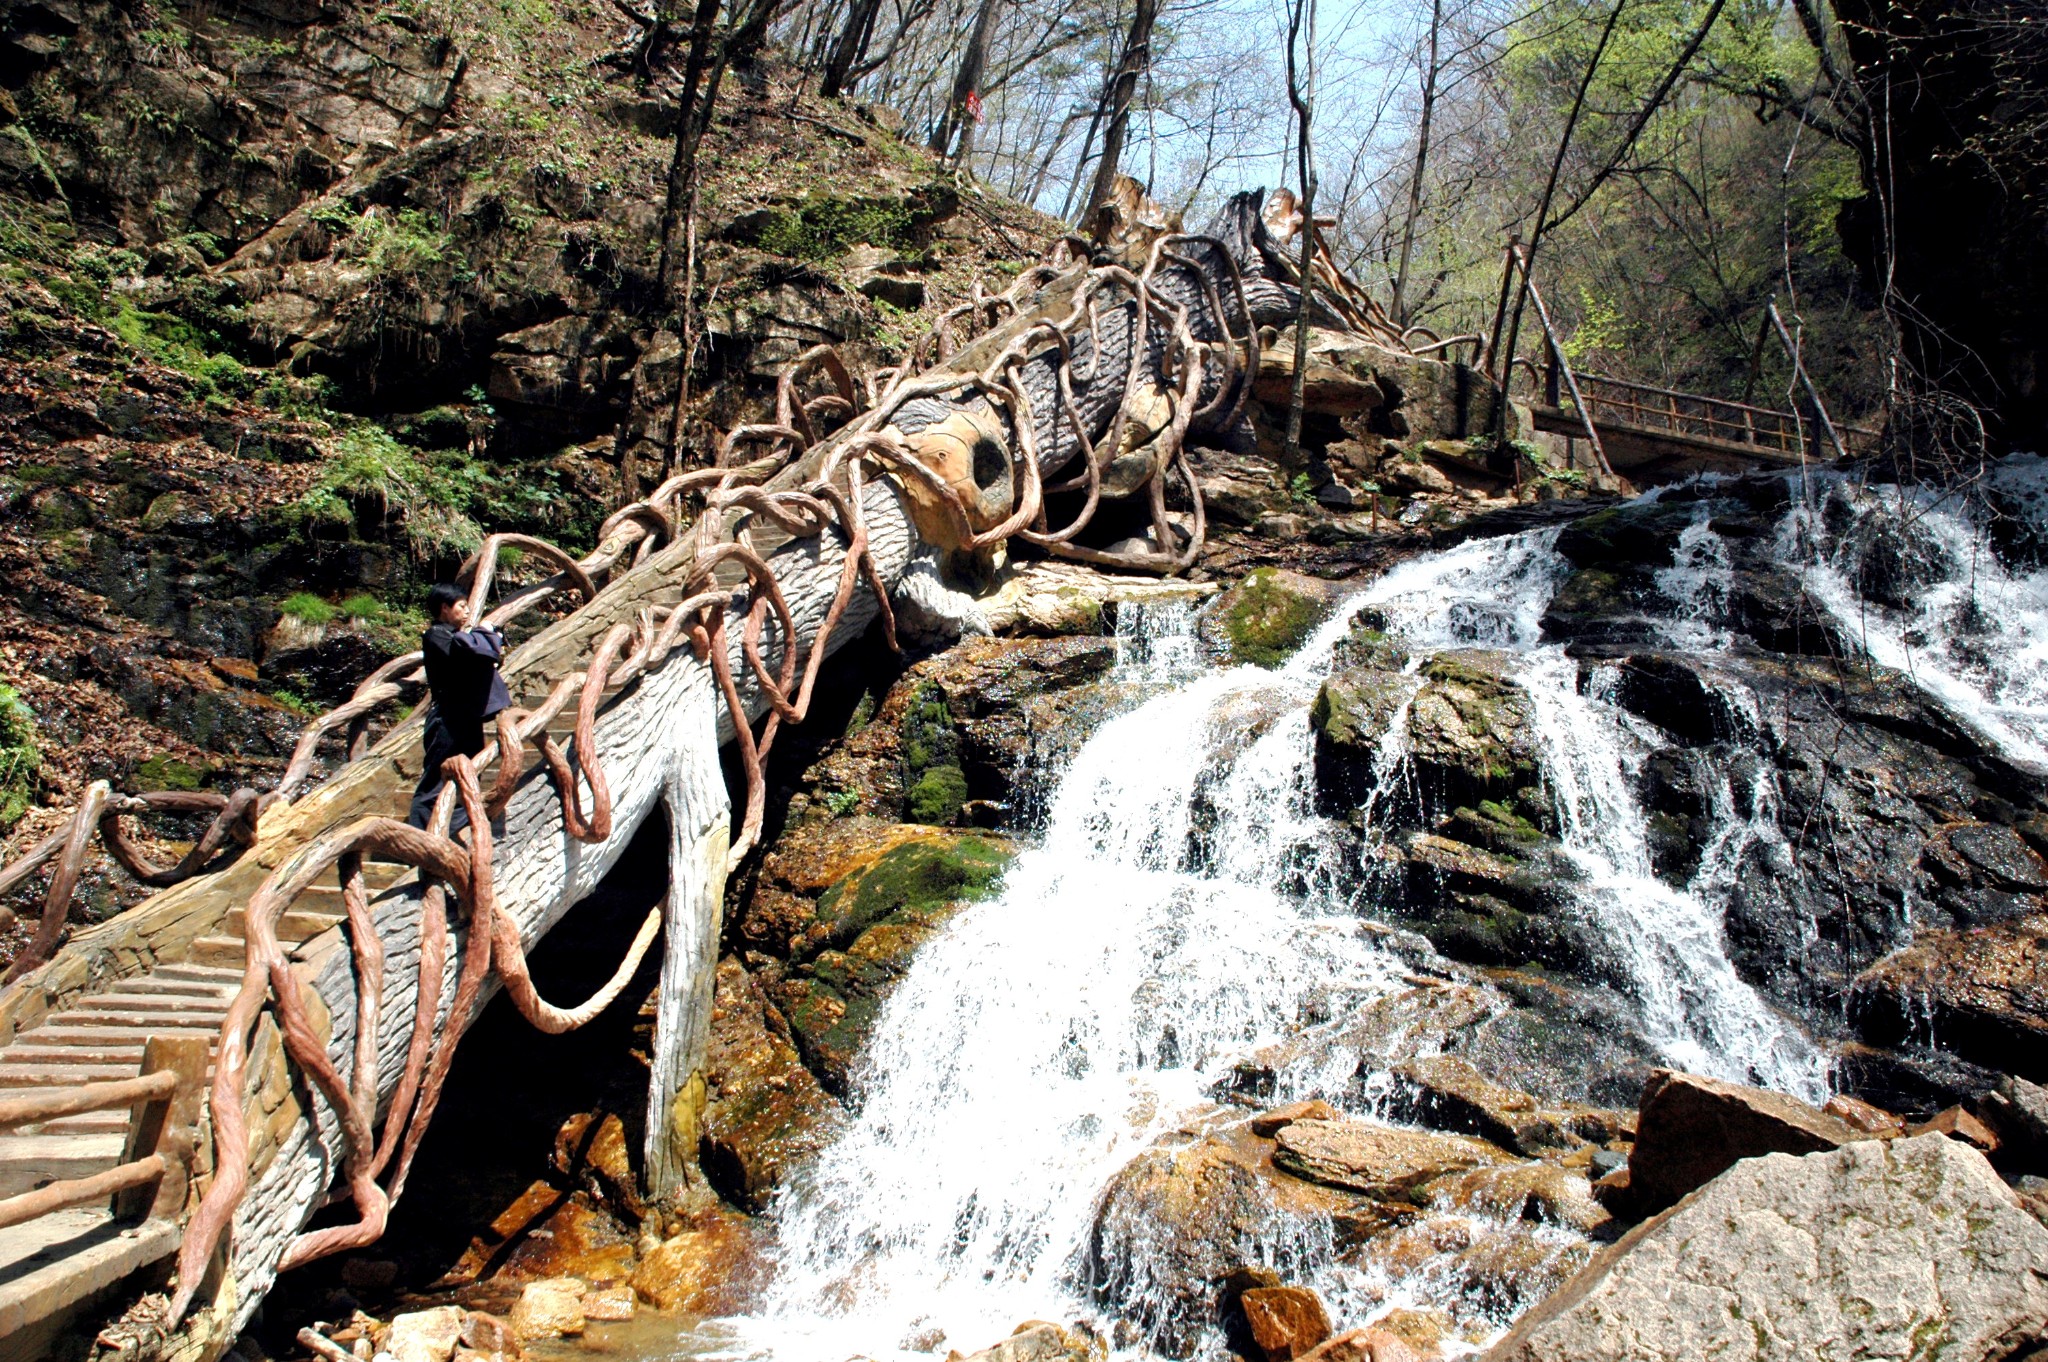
775,834,1011,1091
135,754,213,791
900,680,967,824
1203,567,1337,668
1330,612,1408,673
907,764,969,824
724,184,958,262
1404,650,1549,819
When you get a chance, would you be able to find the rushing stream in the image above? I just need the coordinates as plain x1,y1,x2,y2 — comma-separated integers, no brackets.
675,460,2048,1361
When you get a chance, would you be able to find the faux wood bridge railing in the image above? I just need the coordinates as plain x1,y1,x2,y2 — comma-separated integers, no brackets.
0,183,1352,1358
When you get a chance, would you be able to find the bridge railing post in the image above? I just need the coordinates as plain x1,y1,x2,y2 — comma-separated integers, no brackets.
112,1035,208,1223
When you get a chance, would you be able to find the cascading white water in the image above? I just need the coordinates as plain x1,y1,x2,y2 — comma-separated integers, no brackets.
1779,458,2048,769
1342,530,1826,1099
724,601,1408,1360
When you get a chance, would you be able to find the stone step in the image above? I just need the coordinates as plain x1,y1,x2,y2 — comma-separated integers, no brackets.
74,993,227,1016
0,1134,125,1196
29,1111,130,1137
91,978,234,1001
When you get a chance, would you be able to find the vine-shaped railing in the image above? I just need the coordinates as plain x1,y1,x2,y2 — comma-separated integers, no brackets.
0,212,1414,1320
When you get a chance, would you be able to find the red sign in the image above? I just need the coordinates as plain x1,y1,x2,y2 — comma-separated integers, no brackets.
965,89,984,122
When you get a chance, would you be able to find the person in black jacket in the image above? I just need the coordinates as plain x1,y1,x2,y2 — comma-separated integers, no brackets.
407,582,512,829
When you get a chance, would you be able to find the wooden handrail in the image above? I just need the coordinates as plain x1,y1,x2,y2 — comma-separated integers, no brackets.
0,1069,178,1131
0,1034,207,1234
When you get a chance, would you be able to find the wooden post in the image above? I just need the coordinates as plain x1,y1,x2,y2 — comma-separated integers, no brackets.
113,1035,208,1222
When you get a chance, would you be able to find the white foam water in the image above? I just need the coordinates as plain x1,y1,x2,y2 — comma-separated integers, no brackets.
1778,461,2048,769
724,603,1408,1361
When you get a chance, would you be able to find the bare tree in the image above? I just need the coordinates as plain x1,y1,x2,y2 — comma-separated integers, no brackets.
930,0,1004,159
1390,0,1442,324
1283,0,1322,481
1082,0,1162,223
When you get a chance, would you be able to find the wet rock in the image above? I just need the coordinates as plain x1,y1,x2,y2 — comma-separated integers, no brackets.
1090,1124,1379,1354
1310,666,1408,809
507,1279,586,1340
1386,1055,1572,1156
1402,652,1546,815
1249,1099,1338,1138
770,834,1011,1094
1820,1093,1905,1136
1554,501,1698,570
386,1306,466,1362
1272,1119,1506,1200
1239,1286,1332,1362
957,1322,1098,1362
1908,1104,2000,1151
458,1312,521,1360
1420,1163,1610,1235
1849,915,2048,1083
1978,1074,2048,1173
491,1190,638,1285
1298,1327,1427,1362
627,1214,765,1315
1484,1134,2048,1361
1624,1069,1859,1215
579,1286,635,1322
1201,567,1339,668
1351,1213,1591,1338
551,1111,642,1220
700,957,840,1212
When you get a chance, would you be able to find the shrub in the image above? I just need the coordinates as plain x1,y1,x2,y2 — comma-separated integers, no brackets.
281,591,336,626
0,685,40,830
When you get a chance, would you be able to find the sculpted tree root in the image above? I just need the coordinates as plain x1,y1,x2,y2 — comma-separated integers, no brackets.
0,185,1397,1322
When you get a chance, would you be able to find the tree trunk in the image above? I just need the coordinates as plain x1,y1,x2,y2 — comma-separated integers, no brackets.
1283,0,1321,484
930,0,1003,159
821,0,885,97
1390,0,1440,326
1081,0,1160,224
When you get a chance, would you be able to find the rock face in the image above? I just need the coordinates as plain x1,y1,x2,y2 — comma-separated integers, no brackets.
1624,1069,1859,1214
1485,1134,2048,1361
1850,915,2048,1084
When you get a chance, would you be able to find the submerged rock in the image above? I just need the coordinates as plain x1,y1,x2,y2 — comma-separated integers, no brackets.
1485,1134,2048,1361
507,1278,586,1340
1238,1285,1333,1362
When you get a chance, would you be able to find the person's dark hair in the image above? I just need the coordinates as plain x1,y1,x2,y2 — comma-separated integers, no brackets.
424,583,466,618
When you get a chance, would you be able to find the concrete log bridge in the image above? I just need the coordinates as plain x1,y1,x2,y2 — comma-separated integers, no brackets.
0,184,1363,1360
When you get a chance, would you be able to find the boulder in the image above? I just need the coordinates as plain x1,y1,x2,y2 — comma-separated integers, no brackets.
1298,1330,1425,1362
1239,1286,1333,1362
1272,1119,1506,1200
386,1307,466,1362
1421,1162,1610,1235
580,1285,636,1322
628,1214,765,1315
1310,666,1410,808
1980,1074,2048,1173
1483,1134,2048,1361
1402,651,1546,814
1202,568,1339,668
1089,1125,1378,1352
508,1279,586,1340
1625,1069,1859,1214
700,957,843,1211
1908,1105,1999,1151
458,1312,521,1360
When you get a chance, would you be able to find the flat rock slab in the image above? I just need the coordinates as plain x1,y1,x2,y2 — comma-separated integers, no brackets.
1273,1119,1505,1199
1486,1133,2048,1361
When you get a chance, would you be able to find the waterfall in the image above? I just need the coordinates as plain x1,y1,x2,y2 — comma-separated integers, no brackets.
1778,459,2048,769
734,602,1410,1360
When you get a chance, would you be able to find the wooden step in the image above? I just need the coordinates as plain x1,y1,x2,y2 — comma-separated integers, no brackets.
192,936,245,967
149,964,246,985
0,1134,125,1196
91,979,234,1000
21,1025,219,1048
0,1064,139,1087
223,908,345,943
29,1111,130,1137
72,993,227,1016
2,1042,149,1065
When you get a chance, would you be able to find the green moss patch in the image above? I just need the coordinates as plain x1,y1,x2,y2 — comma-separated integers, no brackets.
1215,568,1333,668
725,185,957,262
0,686,40,831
